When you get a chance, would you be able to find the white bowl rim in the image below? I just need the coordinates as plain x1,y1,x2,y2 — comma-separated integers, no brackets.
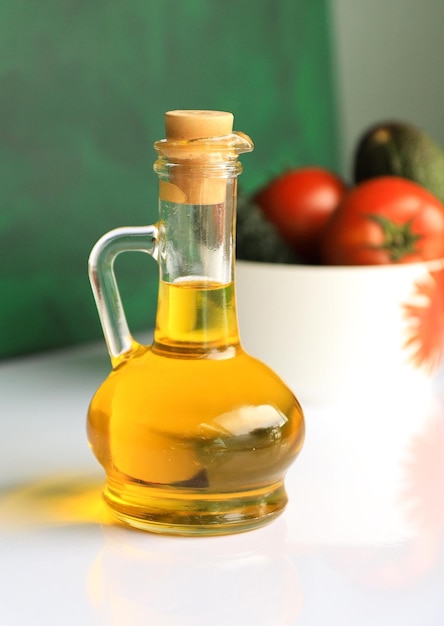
236,257,444,275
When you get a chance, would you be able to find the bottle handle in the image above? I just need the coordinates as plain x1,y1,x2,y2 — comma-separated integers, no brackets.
88,225,158,368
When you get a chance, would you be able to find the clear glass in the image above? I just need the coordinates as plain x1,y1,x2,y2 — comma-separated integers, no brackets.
87,131,305,535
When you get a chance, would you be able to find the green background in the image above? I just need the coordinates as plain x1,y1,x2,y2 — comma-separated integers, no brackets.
0,0,339,359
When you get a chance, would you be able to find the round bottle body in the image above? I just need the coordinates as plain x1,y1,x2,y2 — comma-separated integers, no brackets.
87,343,304,535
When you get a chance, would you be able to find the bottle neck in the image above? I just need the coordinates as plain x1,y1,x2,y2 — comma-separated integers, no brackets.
153,178,241,357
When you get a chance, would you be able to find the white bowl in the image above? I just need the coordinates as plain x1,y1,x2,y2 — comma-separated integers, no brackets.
236,258,444,408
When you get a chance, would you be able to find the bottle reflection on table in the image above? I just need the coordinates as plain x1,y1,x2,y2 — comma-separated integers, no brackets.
87,518,302,626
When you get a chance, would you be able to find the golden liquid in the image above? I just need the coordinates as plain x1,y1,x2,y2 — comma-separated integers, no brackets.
88,279,304,535
154,279,239,352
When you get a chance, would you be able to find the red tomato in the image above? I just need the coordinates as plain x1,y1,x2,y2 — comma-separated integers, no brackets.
253,167,346,263
321,177,444,265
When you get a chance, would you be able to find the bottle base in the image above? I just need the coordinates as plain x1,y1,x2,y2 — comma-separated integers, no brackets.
102,479,288,536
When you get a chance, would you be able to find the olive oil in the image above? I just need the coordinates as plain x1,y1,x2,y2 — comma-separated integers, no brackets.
87,279,304,534
154,279,239,353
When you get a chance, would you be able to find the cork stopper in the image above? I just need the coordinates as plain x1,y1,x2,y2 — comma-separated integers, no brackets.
159,110,237,204
165,110,234,141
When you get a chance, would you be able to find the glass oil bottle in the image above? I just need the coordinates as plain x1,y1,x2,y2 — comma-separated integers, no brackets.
87,110,305,535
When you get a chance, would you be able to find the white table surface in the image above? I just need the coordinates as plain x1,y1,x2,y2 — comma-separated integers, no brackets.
1,339,444,625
